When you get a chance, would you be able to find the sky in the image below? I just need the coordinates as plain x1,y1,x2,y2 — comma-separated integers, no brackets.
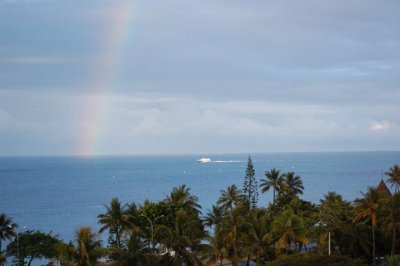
0,0,399,156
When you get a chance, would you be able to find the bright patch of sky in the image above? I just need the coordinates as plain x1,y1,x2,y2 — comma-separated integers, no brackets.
0,0,399,155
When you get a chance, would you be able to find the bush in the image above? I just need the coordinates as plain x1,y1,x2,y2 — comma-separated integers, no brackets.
0,253,6,264
382,255,400,266
269,253,366,266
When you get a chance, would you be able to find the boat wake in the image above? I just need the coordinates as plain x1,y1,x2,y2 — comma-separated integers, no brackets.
212,160,243,163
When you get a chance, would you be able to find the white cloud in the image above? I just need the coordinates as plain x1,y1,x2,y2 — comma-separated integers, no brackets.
100,94,356,140
371,120,395,132
1,89,400,155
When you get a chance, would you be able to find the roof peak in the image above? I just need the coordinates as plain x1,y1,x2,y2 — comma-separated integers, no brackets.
376,180,391,195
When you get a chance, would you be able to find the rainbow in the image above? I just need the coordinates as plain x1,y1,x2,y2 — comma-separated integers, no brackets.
77,0,137,156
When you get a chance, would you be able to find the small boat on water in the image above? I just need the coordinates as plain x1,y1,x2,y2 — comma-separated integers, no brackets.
197,157,212,163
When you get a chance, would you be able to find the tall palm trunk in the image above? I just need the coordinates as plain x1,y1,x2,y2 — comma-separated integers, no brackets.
256,251,261,266
174,250,180,266
116,229,121,247
372,225,375,265
273,188,276,204
233,235,239,266
392,219,396,256
230,228,239,266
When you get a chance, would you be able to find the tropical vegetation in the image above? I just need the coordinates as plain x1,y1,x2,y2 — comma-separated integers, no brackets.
7,230,59,266
1,163,400,265
0,213,16,256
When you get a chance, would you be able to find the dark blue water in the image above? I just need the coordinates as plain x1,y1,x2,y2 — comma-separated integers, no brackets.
0,152,399,242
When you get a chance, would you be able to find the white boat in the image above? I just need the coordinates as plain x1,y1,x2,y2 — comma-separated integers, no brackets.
197,157,212,163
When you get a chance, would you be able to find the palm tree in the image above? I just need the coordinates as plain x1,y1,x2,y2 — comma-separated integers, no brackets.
110,227,154,266
76,227,104,266
57,227,104,266
320,191,345,206
319,192,353,255
203,205,224,228
165,185,201,214
217,185,243,212
0,213,17,254
203,205,226,266
218,207,249,266
386,164,400,193
260,168,284,204
243,209,272,266
280,172,304,196
354,187,380,265
320,192,353,230
204,235,224,266
156,209,209,266
384,193,400,256
98,197,128,248
270,207,308,254
344,221,370,259
124,202,141,229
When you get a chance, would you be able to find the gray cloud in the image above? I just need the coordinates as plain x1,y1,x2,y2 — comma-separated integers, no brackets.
0,0,399,155
0,56,67,64
0,89,399,155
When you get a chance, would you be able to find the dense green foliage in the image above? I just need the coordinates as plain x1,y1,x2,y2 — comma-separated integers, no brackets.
383,255,400,266
260,168,283,204
56,227,105,266
243,156,258,209
98,198,129,248
386,164,400,193
0,213,16,254
6,230,59,266
2,162,400,265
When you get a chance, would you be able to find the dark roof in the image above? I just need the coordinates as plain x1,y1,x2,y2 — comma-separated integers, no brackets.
376,180,391,196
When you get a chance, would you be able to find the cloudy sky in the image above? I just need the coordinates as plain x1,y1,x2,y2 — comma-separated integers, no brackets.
0,0,399,156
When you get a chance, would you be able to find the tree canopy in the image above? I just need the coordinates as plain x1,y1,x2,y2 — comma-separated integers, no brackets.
3,163,400,266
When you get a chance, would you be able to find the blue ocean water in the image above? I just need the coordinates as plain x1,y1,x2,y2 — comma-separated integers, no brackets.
0,152,399,242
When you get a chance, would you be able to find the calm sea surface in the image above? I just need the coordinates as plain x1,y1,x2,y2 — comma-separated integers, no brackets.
0,152,399,242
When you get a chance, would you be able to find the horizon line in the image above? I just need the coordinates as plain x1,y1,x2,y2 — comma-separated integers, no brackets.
1,150,399,158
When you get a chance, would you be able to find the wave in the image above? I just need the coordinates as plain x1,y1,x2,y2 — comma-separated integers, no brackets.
212,160,243,163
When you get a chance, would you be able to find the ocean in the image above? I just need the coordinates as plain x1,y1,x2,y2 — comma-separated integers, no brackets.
0,151,399,242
